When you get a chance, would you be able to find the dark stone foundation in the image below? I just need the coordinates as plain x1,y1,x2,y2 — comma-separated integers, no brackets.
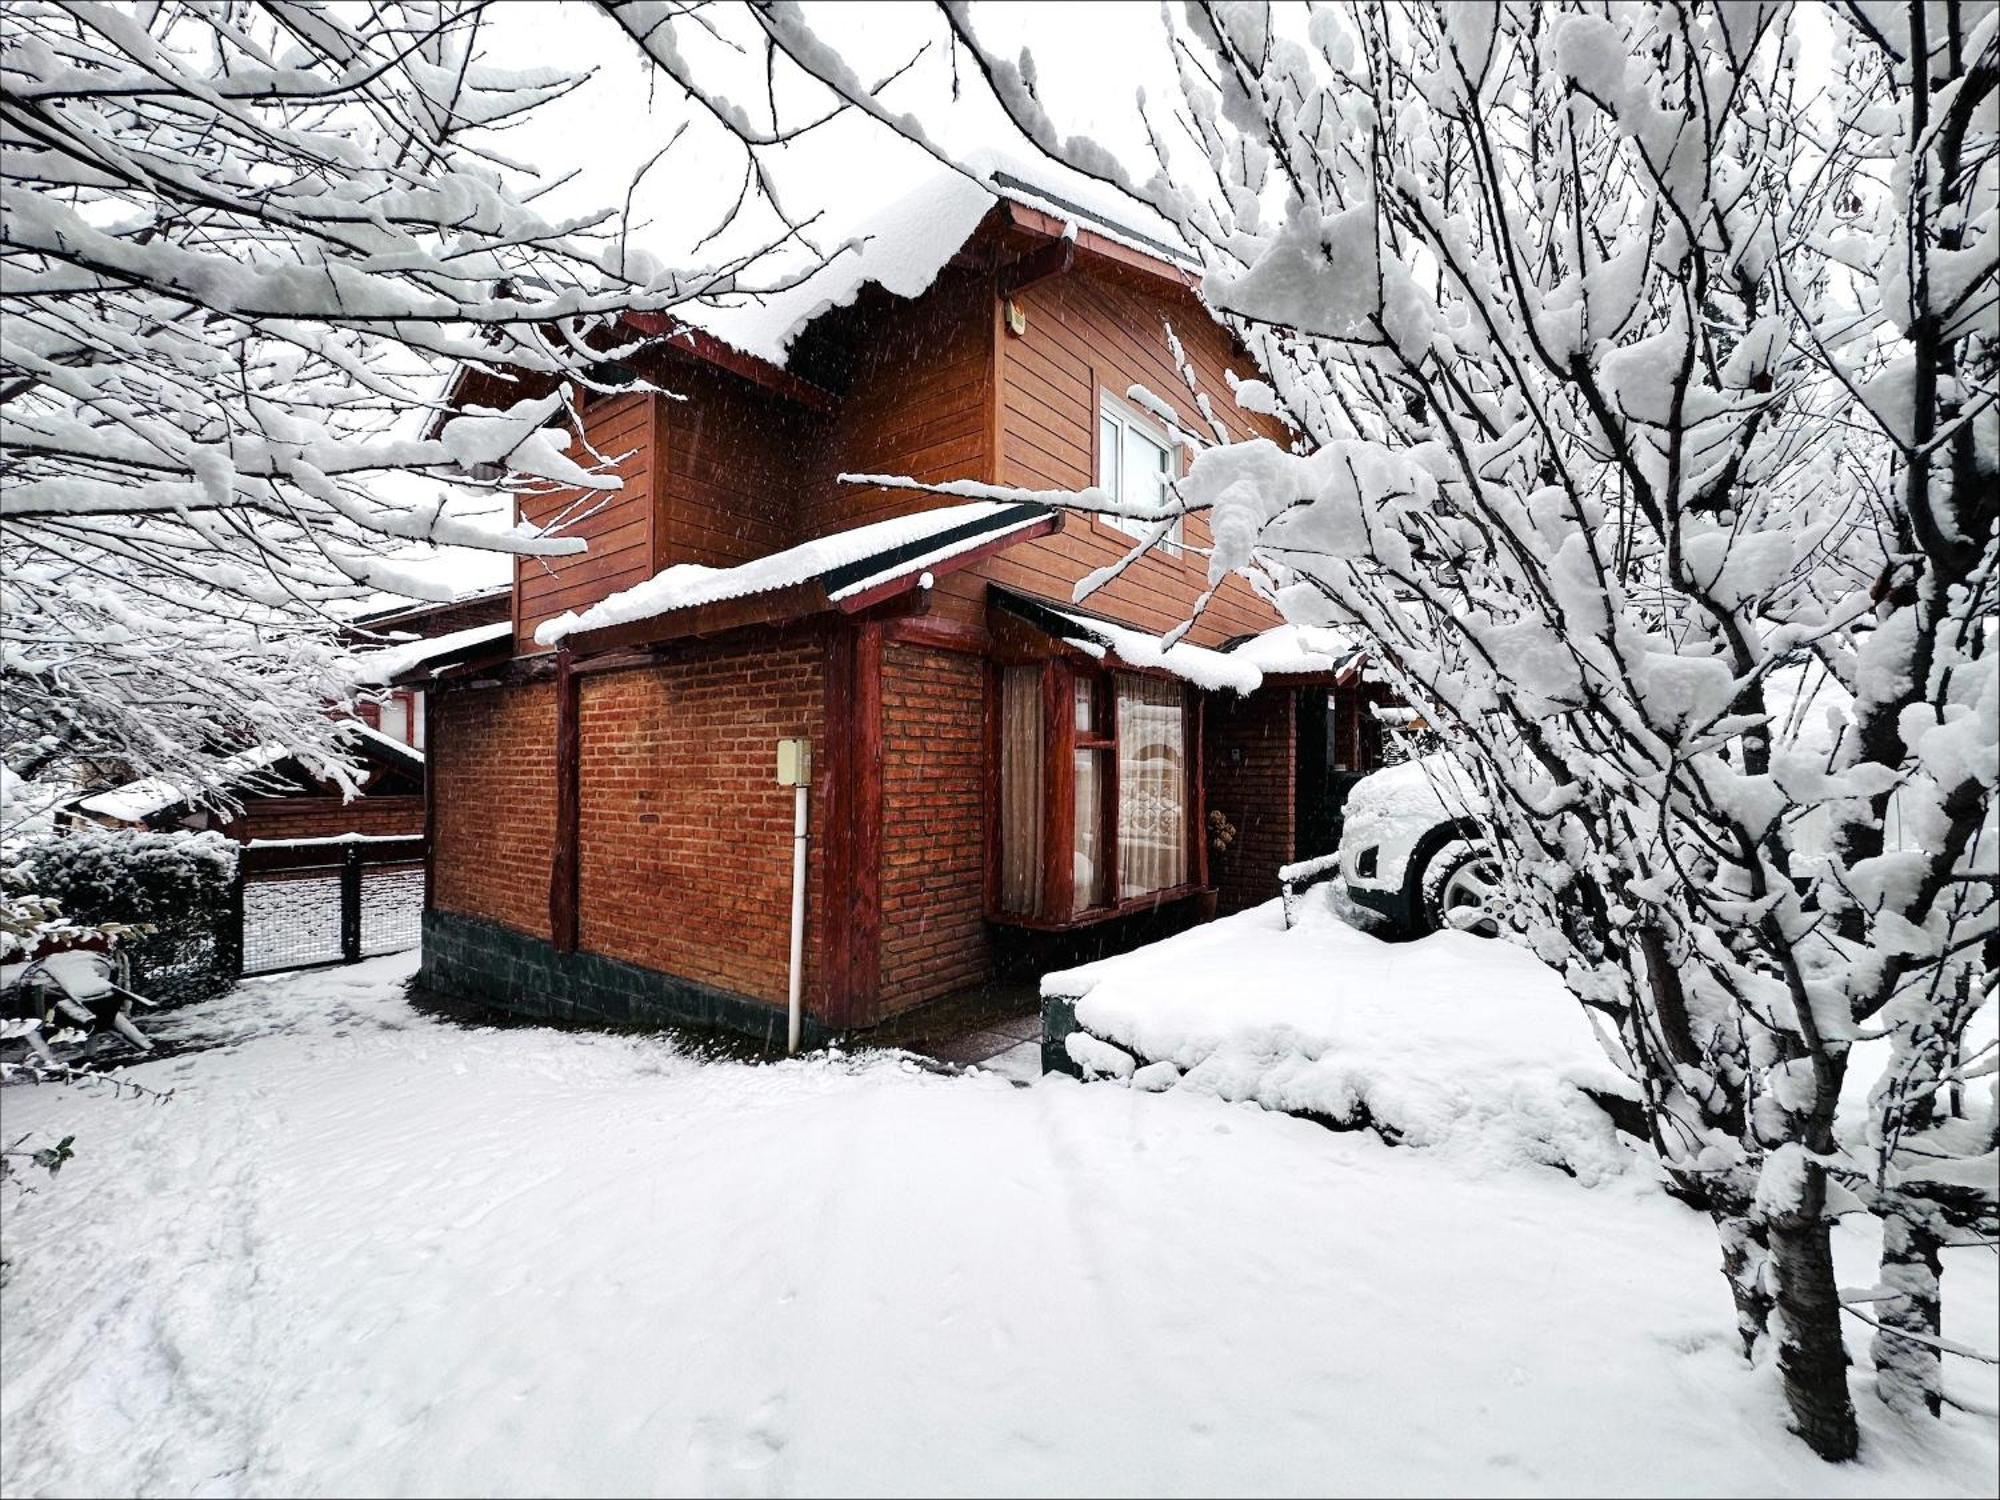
419,909,830,1051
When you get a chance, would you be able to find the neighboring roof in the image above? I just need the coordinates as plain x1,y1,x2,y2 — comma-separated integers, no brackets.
993,592,1365,695
357,620,513,686
347,585,511,637
538,501,1061,650
77,724,422,825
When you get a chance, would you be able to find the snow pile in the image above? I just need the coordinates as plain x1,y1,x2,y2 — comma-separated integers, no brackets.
2,954,1993,1497
536,502,1050,646
1046,890,1638,1183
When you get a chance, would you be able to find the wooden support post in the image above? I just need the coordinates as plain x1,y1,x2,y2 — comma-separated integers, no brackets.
1042,659,1076,918
848,623,884,1024
221,866,246,979
340,843,363,964
1192,692,1209,890
550,647,581,954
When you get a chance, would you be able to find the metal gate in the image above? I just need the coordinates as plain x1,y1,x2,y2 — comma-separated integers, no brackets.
228,835,426,976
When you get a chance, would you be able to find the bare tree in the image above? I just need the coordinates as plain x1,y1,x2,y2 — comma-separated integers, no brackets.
734,0,1995,1460
1,0,807,794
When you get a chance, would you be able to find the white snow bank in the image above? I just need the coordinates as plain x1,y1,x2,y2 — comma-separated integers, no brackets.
1046,889,1638,1182
2,953,1993,1497
536,501,1050,646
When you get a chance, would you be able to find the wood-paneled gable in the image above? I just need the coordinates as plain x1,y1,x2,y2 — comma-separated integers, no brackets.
513,390,660,653
941,259,1290,647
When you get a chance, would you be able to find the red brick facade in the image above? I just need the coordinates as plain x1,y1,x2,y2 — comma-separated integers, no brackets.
1205,689,1297,914
878,642,990,1014
431,680,558,940
574,633,828,1008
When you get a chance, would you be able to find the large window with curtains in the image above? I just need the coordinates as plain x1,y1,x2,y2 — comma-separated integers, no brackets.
996,663,1194,922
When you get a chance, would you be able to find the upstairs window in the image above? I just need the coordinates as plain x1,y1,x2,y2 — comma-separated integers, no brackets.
1096,396,1183,553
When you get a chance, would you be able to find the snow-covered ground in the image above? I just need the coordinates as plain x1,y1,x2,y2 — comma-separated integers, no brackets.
2,952,1994,1498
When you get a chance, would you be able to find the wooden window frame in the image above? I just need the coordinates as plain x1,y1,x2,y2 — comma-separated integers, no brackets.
991,655,1209,930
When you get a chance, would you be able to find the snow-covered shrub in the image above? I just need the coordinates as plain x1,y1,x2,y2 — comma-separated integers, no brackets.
9,829,238,1005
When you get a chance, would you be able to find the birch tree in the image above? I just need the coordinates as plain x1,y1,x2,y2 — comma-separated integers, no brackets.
0,0,798,795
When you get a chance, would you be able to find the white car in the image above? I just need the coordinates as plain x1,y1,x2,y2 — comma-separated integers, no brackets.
1336,753,1504,937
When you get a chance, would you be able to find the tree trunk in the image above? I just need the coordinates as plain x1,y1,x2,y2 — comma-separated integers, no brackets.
1767,1171,1860,1461
1716,1212,1774,1359
1872,1206,1944,1418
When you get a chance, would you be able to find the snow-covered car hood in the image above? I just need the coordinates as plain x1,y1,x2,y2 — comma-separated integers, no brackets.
1338,752,1487,891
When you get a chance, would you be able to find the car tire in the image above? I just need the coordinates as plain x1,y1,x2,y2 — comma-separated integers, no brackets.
1415,839,1504,938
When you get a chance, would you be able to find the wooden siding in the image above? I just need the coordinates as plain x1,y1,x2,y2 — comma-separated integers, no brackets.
663,363,825,569
514,391,658,652
799,269,994,539
947,265,1290,647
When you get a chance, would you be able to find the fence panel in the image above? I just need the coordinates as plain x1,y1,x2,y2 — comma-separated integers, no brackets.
235,836,426,977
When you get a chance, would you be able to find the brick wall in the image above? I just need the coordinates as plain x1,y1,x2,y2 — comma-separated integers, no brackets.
225,795,425,843
878,642,990,1014
430,680,558,940
1205,689,1296,913
575,632,827,1009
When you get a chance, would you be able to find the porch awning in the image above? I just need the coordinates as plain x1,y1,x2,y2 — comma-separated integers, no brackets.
359,620,513,688
541,501,1061,655
990,590,1366,694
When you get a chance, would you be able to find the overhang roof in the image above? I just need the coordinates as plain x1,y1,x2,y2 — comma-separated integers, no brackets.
539,501,1063,657
76,723,423,825
992,589,1366,695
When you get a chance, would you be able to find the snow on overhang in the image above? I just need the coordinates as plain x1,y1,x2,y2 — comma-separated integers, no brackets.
992,592,1364,695
539,501,1063,654
357,620,514,687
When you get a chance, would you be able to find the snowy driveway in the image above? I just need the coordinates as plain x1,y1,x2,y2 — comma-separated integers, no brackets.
1,953,1993,1498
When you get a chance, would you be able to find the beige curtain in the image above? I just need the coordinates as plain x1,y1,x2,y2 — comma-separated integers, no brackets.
999,666,1044,914
1116,675,1188,899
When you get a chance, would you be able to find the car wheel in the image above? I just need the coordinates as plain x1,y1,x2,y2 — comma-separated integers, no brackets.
1417,840,1505,938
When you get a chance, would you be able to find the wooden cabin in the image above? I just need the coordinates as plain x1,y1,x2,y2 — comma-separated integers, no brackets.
401,174,1387,1045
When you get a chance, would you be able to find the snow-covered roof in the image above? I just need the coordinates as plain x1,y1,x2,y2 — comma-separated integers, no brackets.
356,620,513,685
681,155,1196,370
1225,623,1368,681
996,591,1264,694
995,596,1367,695
538,501,1057,648
76,723,421,825
77,743,293,823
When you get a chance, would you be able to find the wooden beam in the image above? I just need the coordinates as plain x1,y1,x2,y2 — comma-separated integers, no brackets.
999,236,1076,299
848,623,885,1025
819,627,856,1024
1191,692,1209,891
1002,202,1198,293
884,616,990,655
621,313,837,413
549,648,581,954
1042,658,1075,920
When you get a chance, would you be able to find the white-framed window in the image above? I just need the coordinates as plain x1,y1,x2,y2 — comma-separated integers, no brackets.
1096,395,1183,553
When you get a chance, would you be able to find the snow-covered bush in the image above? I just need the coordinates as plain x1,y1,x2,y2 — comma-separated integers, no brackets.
779,0,1994,1463
8,829,238,1004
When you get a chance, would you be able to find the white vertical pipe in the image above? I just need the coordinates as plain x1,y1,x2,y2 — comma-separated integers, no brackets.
787,777,808,1055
